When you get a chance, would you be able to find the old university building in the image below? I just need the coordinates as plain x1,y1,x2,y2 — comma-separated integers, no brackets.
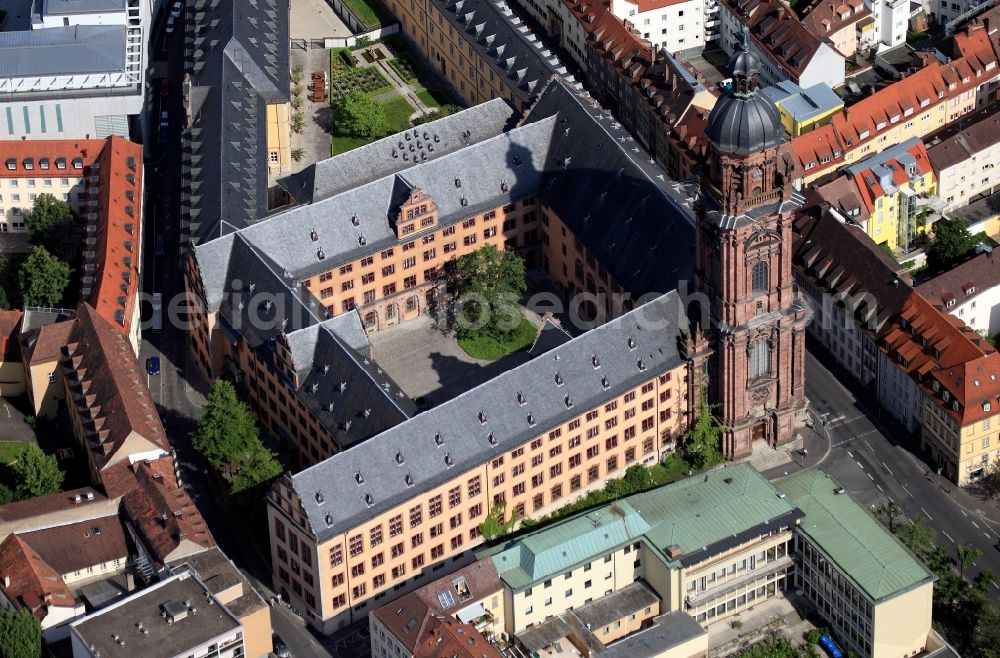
186,30,807,631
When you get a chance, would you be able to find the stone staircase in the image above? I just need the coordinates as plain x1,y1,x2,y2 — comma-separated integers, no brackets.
738,434,805,473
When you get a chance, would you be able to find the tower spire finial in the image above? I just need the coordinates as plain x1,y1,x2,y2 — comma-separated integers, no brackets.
740,22,750,53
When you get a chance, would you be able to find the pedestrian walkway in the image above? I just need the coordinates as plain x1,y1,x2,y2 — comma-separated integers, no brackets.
353,43,435,121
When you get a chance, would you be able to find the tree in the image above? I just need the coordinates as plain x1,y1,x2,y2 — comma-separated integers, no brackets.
23,193,83,263
875,500,903,533
191,379,260,472
896,517,936,557
622,464,654,492
974,568,997,594
11,445,64,500
684,384,723,470
926,218,987,271
0,607,42,658
227,443,283,494
956,544,983,581
477,501,516,541
18,246,71,308
332,90,387,139
980,457,1000,498
455,244,526,340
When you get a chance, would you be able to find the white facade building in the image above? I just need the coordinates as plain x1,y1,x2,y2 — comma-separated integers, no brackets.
610,0,711,55
927,111,1000,212
876,0,913,51
0,0,148,139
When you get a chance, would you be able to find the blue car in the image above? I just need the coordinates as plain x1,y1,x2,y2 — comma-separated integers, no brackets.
146,356,161,376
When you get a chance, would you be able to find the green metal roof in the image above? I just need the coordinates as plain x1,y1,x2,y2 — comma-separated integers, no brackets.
485,464,798,590
776,468,936,603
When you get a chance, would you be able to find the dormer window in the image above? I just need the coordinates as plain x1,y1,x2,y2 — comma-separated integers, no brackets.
478,410,488,424
22,158,33,170
516,391,526,405
601,376,610,390
405,473,414,487
355,471,364,485
564,395,573,408
434,432,444,446
943,390,951,402
315,492,325,504
365,493,375,507
445,454,454,467
554,372,564,386
637,359,646,371
395,451,405,465
946,299,957,309
527,413,536,426
984,402,991,412
488,432,497,446
592,354,601,369
627,337,636,350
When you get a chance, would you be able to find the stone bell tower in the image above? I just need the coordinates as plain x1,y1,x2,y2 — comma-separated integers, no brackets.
694,25,808,459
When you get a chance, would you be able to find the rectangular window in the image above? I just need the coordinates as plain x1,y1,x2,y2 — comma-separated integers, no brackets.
55,105,63,132
5,108,12,135
21,107,30,135
38,106,46,134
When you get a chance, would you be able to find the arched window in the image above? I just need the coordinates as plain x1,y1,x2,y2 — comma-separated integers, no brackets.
751,261,768,294
749,338,770,380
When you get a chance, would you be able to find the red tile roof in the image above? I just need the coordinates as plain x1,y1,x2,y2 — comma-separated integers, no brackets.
18,515,128,576
0,487,109,526
61,303,169,482
917,249,1000,313
792,27,999,175
85,137,143,336
798,0,870,40
21,319,74,366
725,0,827,78
122,464,214,567
848,140,932,213
0,535,75,619
881,290,1000,425
413,617,500,658
0,140,105,179
0,310,23,361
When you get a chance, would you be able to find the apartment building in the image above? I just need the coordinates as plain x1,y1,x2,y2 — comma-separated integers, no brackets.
777,469,935,658
816,137,937,252
797,0,874,57
759,81,844,137
792,205,913,387
267,290,690,632
918,248,1000,335
69,573,245,658
880,290,1000,483
926,107,1000,211
791,25,999,184
0,140,98,231
608,0,708,55
0,0,147,139
718,0,846,90
382,0,575,112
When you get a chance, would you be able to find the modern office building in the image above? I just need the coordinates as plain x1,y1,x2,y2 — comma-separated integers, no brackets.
0,0,148,139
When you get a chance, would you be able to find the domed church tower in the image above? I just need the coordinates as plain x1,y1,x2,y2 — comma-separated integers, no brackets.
694,26,808,459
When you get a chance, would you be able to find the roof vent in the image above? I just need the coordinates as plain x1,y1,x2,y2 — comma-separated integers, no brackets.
355,471,364,485
310,383,319,393
359,234,367,246
516,391,526,405
487,432,497,446
637,359,646,371
601,376,610,390
325,513,333,526
460,196,468,207
592,354,601,369
834,487,846,495
396,451,405,464
365,493,374,507
500,178,508,193
454,177,462,188
554,372,564,386
340,381,348,392
326,401,335,413
310,228,318,242
527,413,536,426
315,492,325,504
405,473,414,486
445,454,454,467
627,337,636,350
478,410,487,424
317,249,326,260
434,432,444,446
351,213,359,227
564,395,573,408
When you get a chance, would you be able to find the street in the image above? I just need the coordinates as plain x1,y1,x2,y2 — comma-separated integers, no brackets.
805,348,1000,592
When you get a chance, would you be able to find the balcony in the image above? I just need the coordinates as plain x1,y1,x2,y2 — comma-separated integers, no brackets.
685,555,794,608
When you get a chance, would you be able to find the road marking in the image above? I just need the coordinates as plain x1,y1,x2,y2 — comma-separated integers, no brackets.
901,483,914,498
867,473,874,481
921,507,933,521
2,403,8,418
847,451,854,459
881,462,893,476
864,440,875,452
943,531,955,543
856,461,864,469
961,510,969,517
972,521,980,529
994,582,1000,591
985,532,992,540
876,484,884,492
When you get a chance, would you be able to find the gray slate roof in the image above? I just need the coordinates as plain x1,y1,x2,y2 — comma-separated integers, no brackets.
432,0,577,105
0,25,126,77
290,290,688,542
39,0,126,15
282,99,518,204
181,0,289,247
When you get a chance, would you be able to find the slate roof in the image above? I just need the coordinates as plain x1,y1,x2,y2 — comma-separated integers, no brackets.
430,0,576,106
926,108,1000,172
777,468,935,602
290,290,688,542
528,318,573,357
167,547,268,619
0,25,127,77
40,0,127,14
482,463,801,590
181,0,289,246
283,99,518,204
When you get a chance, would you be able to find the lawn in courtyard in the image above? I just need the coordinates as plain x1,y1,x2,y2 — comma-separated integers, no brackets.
457,317,537,361
340,0,393,28
331,95,415,155
415,86,449,109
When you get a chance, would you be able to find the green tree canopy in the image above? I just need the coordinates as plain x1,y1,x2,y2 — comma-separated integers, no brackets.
896,517,936,558
192,379,260,471
477,501,516,541
455,244,526,340
333,90,387,138
927,218,987,271
18,246,71,308
228,443,283,494
0,608,42,658
684,384,723,470
23,193,84,263
11,444,64,500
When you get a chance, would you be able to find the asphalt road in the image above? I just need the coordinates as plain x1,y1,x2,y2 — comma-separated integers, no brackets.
805,348,1000,592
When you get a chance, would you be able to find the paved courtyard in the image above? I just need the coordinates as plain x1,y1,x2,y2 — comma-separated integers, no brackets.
369,315,534,408
288,47,336,174
289,0,352,40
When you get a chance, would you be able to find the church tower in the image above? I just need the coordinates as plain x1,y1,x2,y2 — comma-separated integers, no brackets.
694,27,808,459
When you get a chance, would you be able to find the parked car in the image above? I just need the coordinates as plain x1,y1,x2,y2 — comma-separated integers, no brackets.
272,634,290,658
169,1,183,17
166,14,175,34
159,110,169,142
146,356,161,376
160,79,170,97
155,234,165,256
